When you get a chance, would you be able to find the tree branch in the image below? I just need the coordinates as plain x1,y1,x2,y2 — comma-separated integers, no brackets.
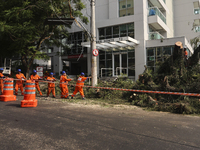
19,5,42,11
28,26,57,67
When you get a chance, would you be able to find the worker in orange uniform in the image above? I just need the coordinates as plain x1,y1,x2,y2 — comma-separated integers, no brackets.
43,71,49,80
184,46,188,60
71,72,91,100
47,72,56,98
60,71,72,99
30,69,43,96
0,68,5,95
15,69,26,95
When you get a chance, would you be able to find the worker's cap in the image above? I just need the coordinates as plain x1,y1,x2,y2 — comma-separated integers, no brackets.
46,71,48,73
62,71,66,74
50,72,53,75
184,45,187,49
18,69,21,72
33,70,37,73
81,72,85,76
0,68,3,71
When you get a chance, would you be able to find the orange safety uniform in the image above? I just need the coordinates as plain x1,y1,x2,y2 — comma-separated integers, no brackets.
185,51,188,56
71,76,88,98
30,74,43,96
60,75,72,98
0,72,4,94
15,73,26,95
47,76,56,97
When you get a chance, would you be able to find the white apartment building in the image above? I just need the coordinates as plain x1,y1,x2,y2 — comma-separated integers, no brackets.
48,0,199,80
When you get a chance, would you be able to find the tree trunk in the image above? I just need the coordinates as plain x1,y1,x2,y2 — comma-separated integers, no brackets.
25,66,30,79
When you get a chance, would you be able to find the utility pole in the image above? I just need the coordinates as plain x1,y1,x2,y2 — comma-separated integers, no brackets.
91,0,97,86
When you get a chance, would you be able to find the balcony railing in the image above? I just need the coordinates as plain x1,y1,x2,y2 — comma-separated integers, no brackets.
148,6,166,24
149,32,164,40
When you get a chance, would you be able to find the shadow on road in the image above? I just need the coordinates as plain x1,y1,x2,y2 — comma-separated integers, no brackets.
5,104,21,108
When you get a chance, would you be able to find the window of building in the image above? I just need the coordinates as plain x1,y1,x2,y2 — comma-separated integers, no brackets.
193,1,200,14
62,32,87,55
98,23,134,40
194,8,200,14
99,49,135,77
146,46,174,71
105,27,112,39
194,26,200,32
48,48,53,53
119,0,134,17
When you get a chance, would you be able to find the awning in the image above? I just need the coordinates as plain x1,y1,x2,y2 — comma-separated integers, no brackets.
81,36,139,51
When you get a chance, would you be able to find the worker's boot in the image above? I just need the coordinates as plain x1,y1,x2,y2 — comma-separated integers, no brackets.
82,97,86,100
66,97,69,99
71,96,73,99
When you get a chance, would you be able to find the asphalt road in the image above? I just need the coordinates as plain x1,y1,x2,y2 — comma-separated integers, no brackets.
0,96,200,150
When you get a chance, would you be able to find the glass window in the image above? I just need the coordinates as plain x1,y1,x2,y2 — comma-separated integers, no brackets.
147,48,154,56
99,28,105,39
120,24,127,37
119,0,134,17
77,32,82,40
194,8,200,14
147,46,174,71
128,58,135,67
128,51,135,58
163,47,171,56
113,26,119,38
106,53,112,60
128,23,134,38
106,60,112,68
100,54,105,60
48,48,53,53
128,68,135,76
105,27,112,38
194,26,200,32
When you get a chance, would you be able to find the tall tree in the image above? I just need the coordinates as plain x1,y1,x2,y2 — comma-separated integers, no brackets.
0,0,88,77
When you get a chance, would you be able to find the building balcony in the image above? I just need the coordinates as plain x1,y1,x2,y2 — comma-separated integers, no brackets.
149,32,164,40
148,7,170,33
148,0,168,13
148,6,166,23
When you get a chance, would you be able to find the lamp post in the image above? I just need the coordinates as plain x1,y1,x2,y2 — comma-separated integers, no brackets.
90,0,97,86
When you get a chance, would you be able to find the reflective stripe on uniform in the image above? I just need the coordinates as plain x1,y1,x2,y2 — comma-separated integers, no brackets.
4,81,13,83
4,85,13,87
24,92,35,94
25,87,35,90
3,88,13,90
26,83,35,85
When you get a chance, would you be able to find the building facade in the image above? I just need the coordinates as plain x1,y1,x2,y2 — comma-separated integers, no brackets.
49,0,198,80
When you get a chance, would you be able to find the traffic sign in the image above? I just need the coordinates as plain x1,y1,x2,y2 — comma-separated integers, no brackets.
36,66,43,79
36,66,43,72
92,49,99,56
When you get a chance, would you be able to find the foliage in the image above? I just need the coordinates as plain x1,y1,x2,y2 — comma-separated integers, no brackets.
0,0,88,77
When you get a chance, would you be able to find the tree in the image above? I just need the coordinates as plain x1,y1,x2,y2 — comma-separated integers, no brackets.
0,0,88,77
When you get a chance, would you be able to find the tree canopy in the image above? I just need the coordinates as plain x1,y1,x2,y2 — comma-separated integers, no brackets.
0,0,88,77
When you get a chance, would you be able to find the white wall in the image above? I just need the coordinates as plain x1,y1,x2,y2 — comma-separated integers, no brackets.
166,0,174,38
174,0,200,41
134,0,148,80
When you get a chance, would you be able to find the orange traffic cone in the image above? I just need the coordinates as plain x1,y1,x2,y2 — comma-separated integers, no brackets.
21,80,37,107
0,78,16,102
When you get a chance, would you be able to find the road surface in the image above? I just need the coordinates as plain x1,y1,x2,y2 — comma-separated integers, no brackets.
0,96,200,150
